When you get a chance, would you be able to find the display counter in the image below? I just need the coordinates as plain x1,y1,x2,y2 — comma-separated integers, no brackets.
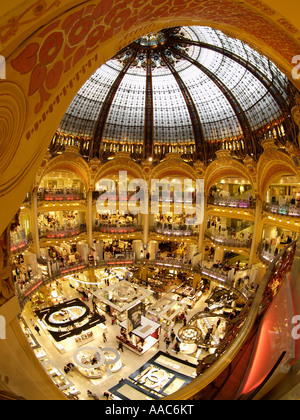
147,294,186,330
118,316,160,355
178,325,202,355
93,280,153,322
35,298,105,342
41,359,80,398
73,346,122,379
171,283,202,309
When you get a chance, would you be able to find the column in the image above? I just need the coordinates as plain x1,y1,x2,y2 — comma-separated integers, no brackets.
249,195,264,267
198,195,207,258
30,187,40,259
143,211,149,250
149,240,158,260
86,188,93,248
132,240,143,260
192,273,202,290
214,247,224,263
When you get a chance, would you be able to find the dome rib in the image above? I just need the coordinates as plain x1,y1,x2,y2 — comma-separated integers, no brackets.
160,46,207,161
169,34,289,113
167,44,255,157
91,46,138,159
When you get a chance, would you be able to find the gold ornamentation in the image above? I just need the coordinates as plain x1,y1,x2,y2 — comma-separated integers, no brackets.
0,212,20,306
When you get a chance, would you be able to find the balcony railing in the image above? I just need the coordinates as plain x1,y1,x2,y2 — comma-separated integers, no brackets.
39,225,86,239
93,223,141,234
264,202,300,217
16,255,250,309
10,229,32,253
151,221,198,237
208,196,255,209
205,232,252,249
38,189,86,202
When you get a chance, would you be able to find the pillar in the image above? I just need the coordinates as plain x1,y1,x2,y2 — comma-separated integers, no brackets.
214,247,224,263
94,241,103,261
140,266,148,282
192,273,202,290
143,212,149,249
86,188,93,248
132,240,143,260
149,240,159,260
198,194,207,259
249,195,264,266
30,188,40,259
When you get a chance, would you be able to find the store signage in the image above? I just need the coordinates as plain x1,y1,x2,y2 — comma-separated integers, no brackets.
140,367,168,387
127,301,142,333
0,316,5,339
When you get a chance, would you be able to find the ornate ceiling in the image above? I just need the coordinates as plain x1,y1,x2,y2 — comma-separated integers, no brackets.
58,26,295,161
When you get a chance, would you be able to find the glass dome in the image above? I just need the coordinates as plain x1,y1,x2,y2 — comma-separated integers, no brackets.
57,26,294,162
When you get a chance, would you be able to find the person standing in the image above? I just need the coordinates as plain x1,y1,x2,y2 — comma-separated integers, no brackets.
165,337,171,350
34,325,41,336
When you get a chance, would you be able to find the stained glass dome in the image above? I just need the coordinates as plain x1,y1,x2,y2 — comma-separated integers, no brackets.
56,26,296,162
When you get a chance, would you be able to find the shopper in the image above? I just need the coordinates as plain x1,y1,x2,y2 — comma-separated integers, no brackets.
103,332,107,343
34,325,41,336
118,342,124,352
165,337,171,350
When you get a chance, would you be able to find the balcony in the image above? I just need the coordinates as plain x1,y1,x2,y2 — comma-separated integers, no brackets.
151,221,198,237
94,223,141,234
205,231,252,249
208,196,255,209
39,224,87,239
38,189,86,202
10,229,31,253
264,202,300,218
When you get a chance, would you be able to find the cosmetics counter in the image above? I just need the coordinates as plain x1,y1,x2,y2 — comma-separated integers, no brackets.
108,352,197,400
72,346,122,380
117,316,161,355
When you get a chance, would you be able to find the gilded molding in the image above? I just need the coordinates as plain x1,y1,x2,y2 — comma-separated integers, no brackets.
0,81,26,175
